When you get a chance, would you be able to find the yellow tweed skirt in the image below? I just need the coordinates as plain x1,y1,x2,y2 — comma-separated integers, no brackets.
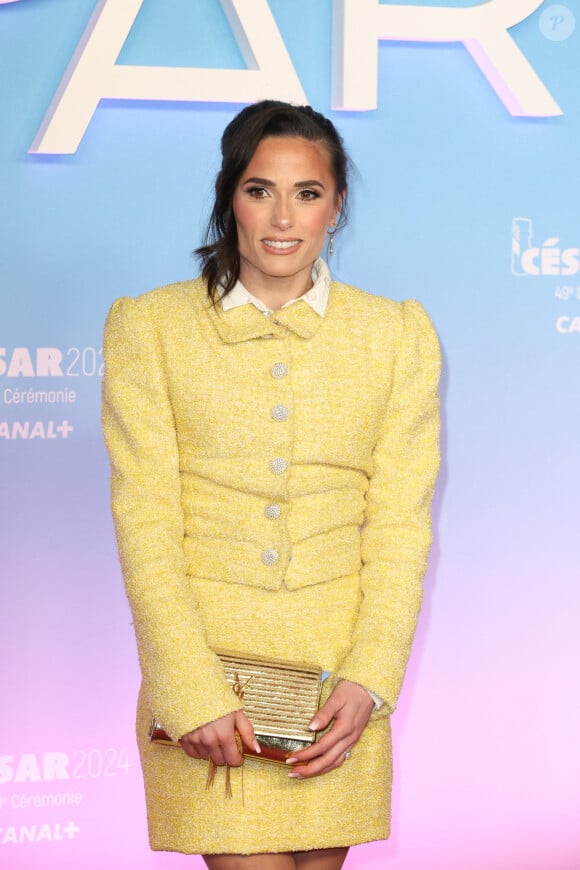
136,572,392,855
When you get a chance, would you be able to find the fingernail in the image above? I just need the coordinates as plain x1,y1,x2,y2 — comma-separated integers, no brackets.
309,720,320,731
288,771,303,779
285,757,297,765
253,742,261,754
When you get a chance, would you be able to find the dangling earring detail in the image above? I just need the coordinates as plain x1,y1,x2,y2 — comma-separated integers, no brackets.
328,228,336,256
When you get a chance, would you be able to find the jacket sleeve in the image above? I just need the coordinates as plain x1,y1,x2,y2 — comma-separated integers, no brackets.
102,296,242,740
334,299,441,715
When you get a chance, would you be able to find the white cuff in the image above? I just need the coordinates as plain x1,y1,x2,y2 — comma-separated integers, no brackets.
367,689,384,712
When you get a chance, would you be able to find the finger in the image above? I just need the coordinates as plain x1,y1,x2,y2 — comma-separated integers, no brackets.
308,695,342,732
293,757,344,779
288,726,353,768
194,731,235,767
205,720,244,767
220,736,243,767
234,711,260,755
185,732,224,764
179,741,203,759
186,720,231,764
289,739,353,779
293,738,353,777
179,734,207,760
287,719,354,765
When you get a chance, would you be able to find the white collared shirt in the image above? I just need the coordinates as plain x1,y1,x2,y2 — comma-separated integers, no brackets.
220,257,331,317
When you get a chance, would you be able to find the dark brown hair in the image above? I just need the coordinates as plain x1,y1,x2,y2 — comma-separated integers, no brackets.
195,100,350,303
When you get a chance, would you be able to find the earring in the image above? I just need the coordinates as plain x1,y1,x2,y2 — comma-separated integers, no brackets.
328,228,336,256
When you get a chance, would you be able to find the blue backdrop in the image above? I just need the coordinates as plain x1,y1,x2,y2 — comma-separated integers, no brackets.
1,2,579,868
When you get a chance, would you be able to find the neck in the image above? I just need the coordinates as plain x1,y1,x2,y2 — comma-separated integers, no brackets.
237,262,315,311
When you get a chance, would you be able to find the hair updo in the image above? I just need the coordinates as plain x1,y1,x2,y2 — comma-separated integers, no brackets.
195,100,350,303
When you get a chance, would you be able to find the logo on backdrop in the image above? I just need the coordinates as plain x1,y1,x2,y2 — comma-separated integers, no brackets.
0,344,102,440
25,0,563,154
511,218,580,277
0,747,129,848
539,4,576,41
511,218,580,334
0,346,103,379
0,823,80,847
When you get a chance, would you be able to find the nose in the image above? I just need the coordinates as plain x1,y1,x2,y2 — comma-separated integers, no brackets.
271,197,293,229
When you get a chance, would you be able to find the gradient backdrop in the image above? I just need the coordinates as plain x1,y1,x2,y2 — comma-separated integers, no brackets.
1,1,579,868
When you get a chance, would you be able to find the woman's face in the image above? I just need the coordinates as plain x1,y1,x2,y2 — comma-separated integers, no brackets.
232,136,342,298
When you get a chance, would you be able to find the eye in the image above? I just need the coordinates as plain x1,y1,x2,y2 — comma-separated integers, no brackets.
297,189,321,201
245,186,269,199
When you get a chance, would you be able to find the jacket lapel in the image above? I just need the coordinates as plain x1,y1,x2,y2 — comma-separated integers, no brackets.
207,298,325,343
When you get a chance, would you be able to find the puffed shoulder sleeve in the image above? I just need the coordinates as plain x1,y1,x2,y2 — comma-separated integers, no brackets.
335,299,441,714
102,296,242,740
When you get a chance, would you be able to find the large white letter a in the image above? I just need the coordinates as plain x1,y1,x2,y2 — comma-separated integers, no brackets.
30,0,307,155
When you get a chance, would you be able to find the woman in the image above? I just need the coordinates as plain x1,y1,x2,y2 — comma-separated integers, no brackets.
102,101,440,870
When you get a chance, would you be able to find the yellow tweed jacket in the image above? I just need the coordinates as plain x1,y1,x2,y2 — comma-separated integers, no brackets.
102,278,440,743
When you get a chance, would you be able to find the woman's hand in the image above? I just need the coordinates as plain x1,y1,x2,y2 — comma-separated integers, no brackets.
179,710,259,766
286,680,375,779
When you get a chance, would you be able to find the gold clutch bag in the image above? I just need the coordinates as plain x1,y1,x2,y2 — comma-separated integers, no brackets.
149,649,323,766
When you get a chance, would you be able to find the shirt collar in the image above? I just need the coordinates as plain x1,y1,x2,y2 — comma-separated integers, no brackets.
220,258,331,318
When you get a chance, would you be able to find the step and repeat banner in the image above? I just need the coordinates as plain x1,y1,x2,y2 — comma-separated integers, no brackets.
1,1,579,868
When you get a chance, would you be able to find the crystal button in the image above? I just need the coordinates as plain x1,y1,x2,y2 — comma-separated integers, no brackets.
264,503,281,520
269,458,287,474
271,404,289,422
261,548,279,566
271,362,288,379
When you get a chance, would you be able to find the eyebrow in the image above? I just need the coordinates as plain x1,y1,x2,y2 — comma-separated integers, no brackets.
242,176,326,190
